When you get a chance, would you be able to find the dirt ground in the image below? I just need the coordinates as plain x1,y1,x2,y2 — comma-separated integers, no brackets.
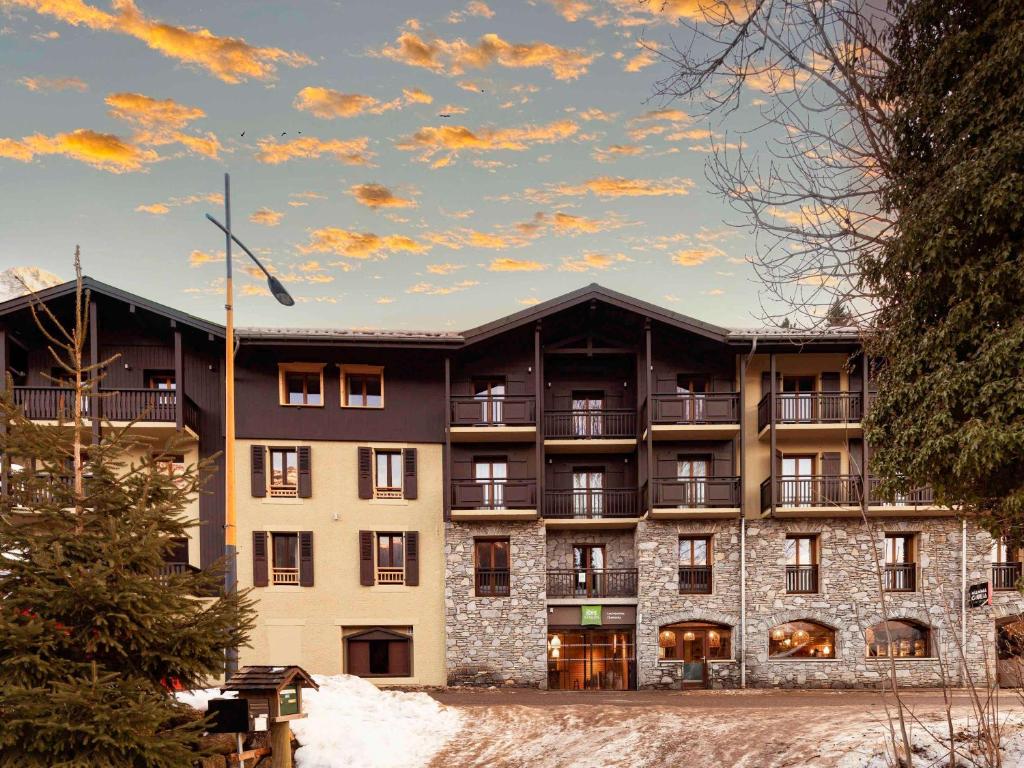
427,689,1024,768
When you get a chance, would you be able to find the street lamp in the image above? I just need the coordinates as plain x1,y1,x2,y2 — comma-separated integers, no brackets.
206,172,294,676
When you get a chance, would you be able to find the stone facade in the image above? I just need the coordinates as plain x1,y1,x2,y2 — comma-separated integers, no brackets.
545,530,635,570
444,520,547,686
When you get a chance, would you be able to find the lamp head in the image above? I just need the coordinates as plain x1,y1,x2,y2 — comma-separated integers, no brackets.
267,275,295,306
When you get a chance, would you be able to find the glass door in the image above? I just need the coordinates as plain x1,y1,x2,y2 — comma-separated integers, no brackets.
781,376,816,422
781,455,815,506
677,456,709,506
572,467,604,518
572,391,604,437
474,458,507,509
572,545,606,597
679,629,707,686
676,376,707,422
473,378,506,424
547,630,634,690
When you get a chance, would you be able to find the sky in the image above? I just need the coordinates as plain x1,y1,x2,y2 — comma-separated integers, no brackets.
0,0,773,331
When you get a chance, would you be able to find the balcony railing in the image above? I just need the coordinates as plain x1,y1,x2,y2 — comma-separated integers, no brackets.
651,477,740,509
883,563,917,592
271,567,300,586
159,562,200,577
543,488,638,519
757,392,864,431
546,568,638,598
992,563,1022,591
450,395,536,426
760,475,862,511
867,477,937,507
543,409,636,439
785,564,819,594
12,386,200,432
376,567,405,585
648,393,739,425
475,568,511,596
450,479,537,510
679,565,713,594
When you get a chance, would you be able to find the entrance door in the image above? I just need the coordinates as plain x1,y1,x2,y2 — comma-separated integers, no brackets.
548,630,634,690
679,629,708,687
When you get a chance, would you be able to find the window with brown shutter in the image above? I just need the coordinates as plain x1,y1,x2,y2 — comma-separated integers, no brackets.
403,448,418,499
299,531,314,586
297,446,312,498
359,530,374,585
357,447,373,499
405,532,419,586
251,445,266,498
252,531,268,587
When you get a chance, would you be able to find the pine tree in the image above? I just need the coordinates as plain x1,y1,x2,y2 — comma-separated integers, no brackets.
824,300,851,327
0,256,255,767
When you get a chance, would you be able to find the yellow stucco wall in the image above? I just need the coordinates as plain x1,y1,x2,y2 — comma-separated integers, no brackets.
234,439,446,686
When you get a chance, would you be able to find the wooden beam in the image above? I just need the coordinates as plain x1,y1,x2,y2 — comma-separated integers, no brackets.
769,352,776,518
89,300,100,445
644,319,653,515
443,355,451,522
545,346,635,356
174,327,183,431
535,321,543,514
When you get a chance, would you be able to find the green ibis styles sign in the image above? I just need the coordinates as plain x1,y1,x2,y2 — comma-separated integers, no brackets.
581,605,602,626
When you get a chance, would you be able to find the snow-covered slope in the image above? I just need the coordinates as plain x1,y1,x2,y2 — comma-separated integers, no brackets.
0,266,63,303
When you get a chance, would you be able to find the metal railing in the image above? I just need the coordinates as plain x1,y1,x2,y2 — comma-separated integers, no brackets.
648,393,739,424
992,562,1022,591
376,567,405,585
785,564,819,594
271,567,300,586
546,568,638,598
475,568,511,596
883,563,917,592
678,565,713,594
651,477,740,508
450,395,536,426
543,409,636,439
450,479,537,510
12,386,199,432
761,475,862,511
543,488,638,519
867,477,937,507
757,391,864,431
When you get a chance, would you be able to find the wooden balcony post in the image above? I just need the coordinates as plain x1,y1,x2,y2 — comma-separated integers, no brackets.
443,355,451,521
535,321,543,514
769,352,777,517
89,299,100,445
644,318,652,514
173,325,183,431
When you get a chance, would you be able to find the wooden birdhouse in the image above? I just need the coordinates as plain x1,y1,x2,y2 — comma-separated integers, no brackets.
220,665,319,727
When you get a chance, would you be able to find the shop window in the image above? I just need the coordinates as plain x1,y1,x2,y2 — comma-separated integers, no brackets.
866,620,931,658
768,620,836,659
658,622,732,661
345,628,412,677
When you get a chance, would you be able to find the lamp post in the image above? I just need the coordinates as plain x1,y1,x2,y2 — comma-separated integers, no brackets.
206,172,294,675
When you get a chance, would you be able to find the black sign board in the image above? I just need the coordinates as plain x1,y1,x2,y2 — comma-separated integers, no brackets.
967,582,991,608
207,698,249,734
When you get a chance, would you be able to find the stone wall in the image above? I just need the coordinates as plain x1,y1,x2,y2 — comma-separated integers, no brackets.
545,530,635,570
444,520,547,686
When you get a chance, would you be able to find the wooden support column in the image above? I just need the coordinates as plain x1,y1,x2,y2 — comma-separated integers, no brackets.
769,352,777,517
0,327,8,498
270,721,293,768
862,347,870,512
89,299,100,445
173,325,183,431
738,352,746,519
643,319,653,514
534,321,543,515
443,355,451,522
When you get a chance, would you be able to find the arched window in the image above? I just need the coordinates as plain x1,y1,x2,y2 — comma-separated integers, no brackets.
768,620,836,659
866,620,931,658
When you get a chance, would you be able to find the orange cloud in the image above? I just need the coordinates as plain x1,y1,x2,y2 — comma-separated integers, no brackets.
403,87,433,104
406,279,479,295
396,119,578,167
18,75,88,92
426,263,464,275
548,0,592,21
0,129,158,173
560,252,631,272
672,246,724,266
376,296,395,304
488,257,547,272
349,183,417,209
592,143,644,163
135,202,170,214
624,43,658,73
188,249,222,267
527,175,695,202
298,227,429,259
425,228,531,250
466,1,494,17
11,0,311,83
378,31,596,81
518,296,541,306
577,107,616,121
294,86,433,118
104,91,221,158
627,108,692,140
249,207,283,227
255,136,373,165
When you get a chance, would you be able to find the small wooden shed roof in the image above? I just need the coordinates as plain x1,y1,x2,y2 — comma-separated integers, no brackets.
221,665,319,694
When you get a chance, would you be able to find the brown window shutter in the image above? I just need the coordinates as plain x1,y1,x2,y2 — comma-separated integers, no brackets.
821,451,842,505
388,639,411,676
358,447,373,499
359,530,374,586
251,445,266,498
299,531,314,586
252,531,268,587
761,371,771,397
713,441,734,477
405,531,419,586
298,446,313,498
820,372,840,392
346,640,370,676
821,452,841,476
403,448,418,500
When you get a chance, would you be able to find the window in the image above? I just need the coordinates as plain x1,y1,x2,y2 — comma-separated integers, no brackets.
165,536,189,565
679,536,711,594
780,375,816,422
780,455,815,507
475,538,510,596
785,535,819,594
376,533,405,584
658,622,732,662
345,628,413,678
675,375,707,422
271,532,299,586
473,378,506,424
572,544,606,597
571,390,604,437
992,539,1022,591
474,458,507,510
768,621,836,659
145,370,176,390
342,365,384,408
269,447,298,497
866,620,931,658
677,456,709,506
278,363,324,406
884,533,916,592
572,467,604,518
374,450,403,499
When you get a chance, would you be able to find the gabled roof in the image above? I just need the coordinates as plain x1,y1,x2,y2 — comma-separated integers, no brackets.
238,326,462,348
0,276,225,338
221,665,318,693
461,283,732,344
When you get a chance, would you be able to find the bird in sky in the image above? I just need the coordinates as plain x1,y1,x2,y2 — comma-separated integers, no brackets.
240,130,245,137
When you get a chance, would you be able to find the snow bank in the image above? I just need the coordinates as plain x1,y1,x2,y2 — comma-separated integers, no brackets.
292,675,461,768
176,675,461,768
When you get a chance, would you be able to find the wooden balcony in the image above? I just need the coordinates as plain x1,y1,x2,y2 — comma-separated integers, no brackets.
271,567,300,586
678,565,713,594
761,474,862,515
546,568,638,598
12,386,200,433
649,477,741,519
449,479,538,521
785,564,819,594
542,488,639,526
475,568,511,597
883,563,917,592
992,563,1021,592
866,477,941,510
543,409,637,452
159,562,200,577
449,396,537,442
757,392,863,436
646,393,740,440
376,567,405,585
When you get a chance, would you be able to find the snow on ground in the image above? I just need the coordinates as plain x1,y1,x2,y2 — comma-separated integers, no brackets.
176,675,461,768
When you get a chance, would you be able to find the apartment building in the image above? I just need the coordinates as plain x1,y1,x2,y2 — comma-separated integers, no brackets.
1,279,1021,690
